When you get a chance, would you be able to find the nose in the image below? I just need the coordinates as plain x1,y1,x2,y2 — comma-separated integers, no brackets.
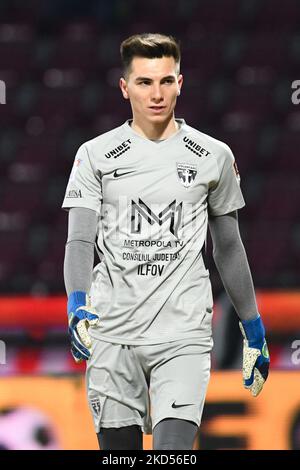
151,84,163,102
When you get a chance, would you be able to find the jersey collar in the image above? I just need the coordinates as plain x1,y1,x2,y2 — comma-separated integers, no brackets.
124,118,187,146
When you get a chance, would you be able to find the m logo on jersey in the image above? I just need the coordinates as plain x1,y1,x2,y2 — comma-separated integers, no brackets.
131,198,183,238
177,163,197,188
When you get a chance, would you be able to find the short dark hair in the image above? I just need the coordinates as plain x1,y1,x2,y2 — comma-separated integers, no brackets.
120,33,181,79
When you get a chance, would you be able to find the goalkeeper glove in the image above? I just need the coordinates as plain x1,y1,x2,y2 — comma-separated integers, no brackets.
239,314,270,397
67,291,100,363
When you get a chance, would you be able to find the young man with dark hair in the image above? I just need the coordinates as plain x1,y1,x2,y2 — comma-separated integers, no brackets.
62,33,270,450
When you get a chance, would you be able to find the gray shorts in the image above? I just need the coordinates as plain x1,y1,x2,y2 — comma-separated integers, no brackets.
86,336,213,435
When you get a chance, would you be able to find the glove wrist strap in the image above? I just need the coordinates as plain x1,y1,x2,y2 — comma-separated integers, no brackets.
67,291,87,314
241,314,265,347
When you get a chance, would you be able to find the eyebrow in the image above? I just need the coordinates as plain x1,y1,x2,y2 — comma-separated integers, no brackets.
134,75,176,83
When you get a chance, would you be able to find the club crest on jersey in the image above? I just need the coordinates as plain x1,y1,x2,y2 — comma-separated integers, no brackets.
176,163,197,188
90,398,101,416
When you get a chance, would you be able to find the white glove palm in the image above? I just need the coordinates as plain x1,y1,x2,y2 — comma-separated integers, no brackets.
239,316,270,397
67,292,100,363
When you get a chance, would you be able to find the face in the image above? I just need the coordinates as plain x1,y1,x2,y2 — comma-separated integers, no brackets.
119,56,183,125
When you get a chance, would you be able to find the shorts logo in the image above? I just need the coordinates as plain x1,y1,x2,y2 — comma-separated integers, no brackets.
171,401,193,409
177,163,197,188
91,398,101,416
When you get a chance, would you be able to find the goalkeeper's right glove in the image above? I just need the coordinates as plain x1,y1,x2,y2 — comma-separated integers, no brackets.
239,314,270,397
67,291,100,363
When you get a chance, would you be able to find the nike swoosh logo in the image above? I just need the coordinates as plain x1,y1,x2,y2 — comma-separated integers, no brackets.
171,402,193,409
113,169,135,178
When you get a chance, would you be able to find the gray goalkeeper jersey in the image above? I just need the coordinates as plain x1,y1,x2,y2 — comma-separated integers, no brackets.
62,119,245,345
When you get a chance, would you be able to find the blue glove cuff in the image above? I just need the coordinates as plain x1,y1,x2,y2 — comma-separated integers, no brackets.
67,291,87,314
241,314,265,347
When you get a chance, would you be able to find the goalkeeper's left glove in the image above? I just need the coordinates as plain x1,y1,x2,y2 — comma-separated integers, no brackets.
67,291,100,363
239,314,270,397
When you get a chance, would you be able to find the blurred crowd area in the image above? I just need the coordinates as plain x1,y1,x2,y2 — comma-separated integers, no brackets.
0,0,299,377
0,0,299,294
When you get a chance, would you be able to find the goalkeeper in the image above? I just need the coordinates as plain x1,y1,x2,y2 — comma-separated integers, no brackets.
62,33,269,450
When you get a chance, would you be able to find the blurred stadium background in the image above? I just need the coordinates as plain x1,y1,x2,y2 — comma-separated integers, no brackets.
0,0,300,450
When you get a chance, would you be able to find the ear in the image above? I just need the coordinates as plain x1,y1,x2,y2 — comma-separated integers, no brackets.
119,77,129,100
177,74,183,96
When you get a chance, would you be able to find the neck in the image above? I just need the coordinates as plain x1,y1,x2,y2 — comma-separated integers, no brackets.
130,114,179,140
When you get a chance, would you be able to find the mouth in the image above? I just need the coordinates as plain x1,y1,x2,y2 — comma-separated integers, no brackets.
149,106,166,113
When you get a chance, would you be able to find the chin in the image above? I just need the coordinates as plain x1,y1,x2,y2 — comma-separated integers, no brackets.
148,113,171,123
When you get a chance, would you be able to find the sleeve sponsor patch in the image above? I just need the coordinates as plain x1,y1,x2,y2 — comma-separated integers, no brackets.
233,160,241,182
66,189,82,198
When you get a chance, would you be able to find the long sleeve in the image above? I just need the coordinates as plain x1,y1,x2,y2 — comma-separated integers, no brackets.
64,207,98,297
208,211,259,322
